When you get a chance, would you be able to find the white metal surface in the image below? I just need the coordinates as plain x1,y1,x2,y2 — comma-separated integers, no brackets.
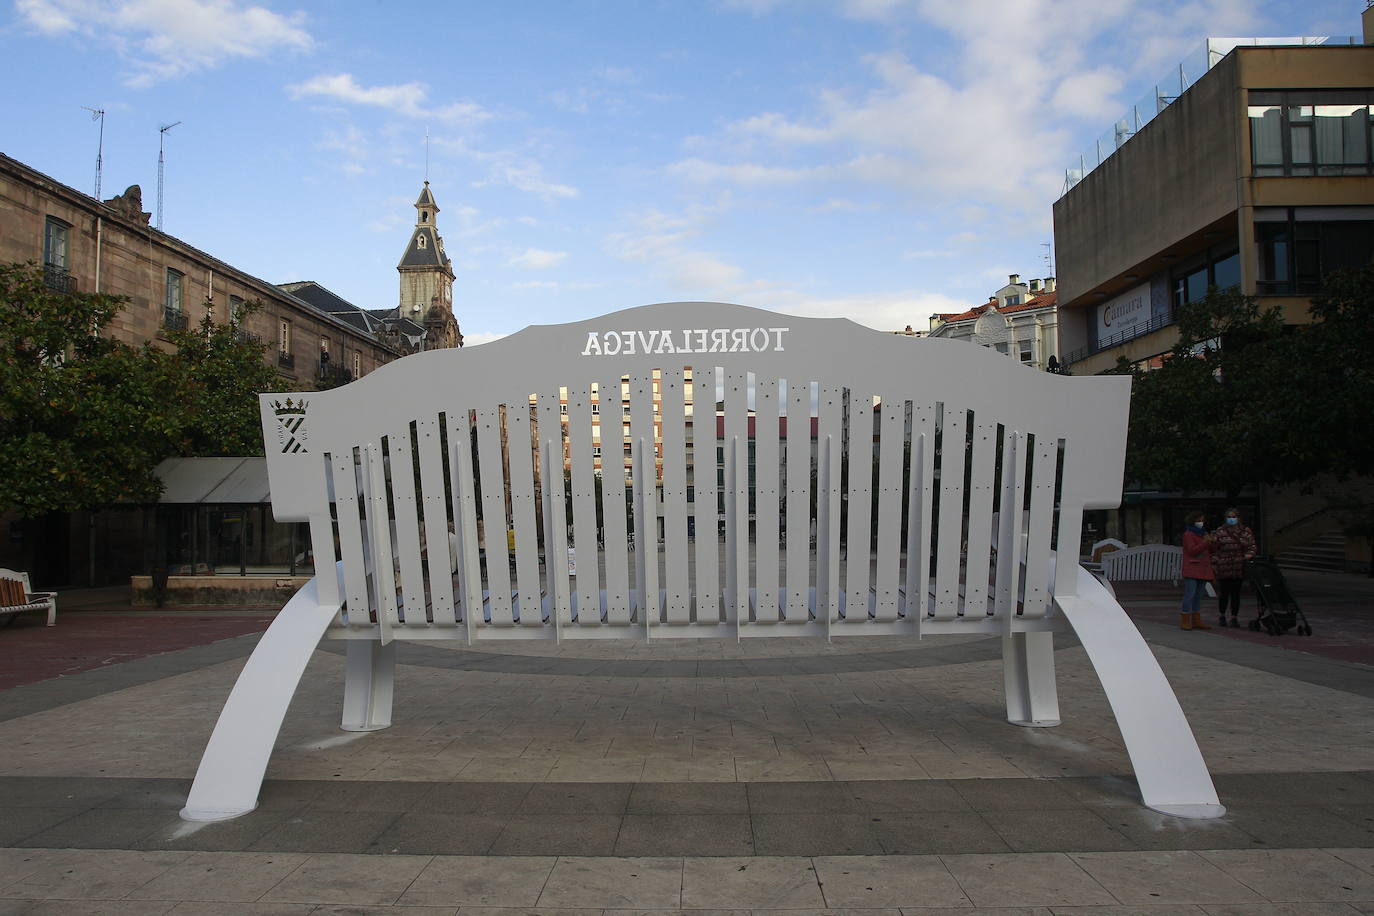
183,300,1222,821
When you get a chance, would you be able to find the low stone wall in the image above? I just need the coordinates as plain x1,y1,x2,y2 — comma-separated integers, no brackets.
130,575,307,607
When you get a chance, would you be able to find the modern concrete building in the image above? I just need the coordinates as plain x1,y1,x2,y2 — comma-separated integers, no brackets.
1051,13,1374,569
928,274,1060,370
1054,19,1374,375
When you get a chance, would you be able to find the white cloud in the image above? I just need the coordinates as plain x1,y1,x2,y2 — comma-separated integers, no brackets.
507,248,568,270
607,201,776,299
903,249,952,259
17,0,312,86
288,73,488,122
462,330,508,347
667,158,822,186
1052,67,1126,120
756,289,974,333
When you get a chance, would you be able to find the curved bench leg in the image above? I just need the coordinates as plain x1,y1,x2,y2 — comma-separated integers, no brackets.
180,578,341,822
1055,567,1225,819
342,640,395,731
1003,631,1061,726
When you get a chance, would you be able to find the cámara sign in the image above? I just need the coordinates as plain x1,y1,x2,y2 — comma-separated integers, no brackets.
581,327,790,357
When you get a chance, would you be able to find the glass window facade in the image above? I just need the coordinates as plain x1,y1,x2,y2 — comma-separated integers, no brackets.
1256,215,1374,295
1249,91,1373,177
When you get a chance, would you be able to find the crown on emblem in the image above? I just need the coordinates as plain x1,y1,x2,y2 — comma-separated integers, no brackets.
271,398,308,416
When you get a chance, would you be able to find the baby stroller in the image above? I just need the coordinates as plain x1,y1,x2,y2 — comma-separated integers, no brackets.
1244,556,1312,636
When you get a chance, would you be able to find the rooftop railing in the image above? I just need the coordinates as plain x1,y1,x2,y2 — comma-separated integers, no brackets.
1061,36,1361,198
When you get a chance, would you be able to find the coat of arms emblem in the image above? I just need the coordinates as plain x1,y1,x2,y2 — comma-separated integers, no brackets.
273,398,309,454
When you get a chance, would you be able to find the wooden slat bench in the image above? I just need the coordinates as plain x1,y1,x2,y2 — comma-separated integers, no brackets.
0,569,57,627
181,301,1224,822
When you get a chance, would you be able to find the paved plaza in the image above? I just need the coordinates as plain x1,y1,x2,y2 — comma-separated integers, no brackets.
1,570,1373,913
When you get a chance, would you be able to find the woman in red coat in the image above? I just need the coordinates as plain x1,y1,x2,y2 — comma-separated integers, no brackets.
1212,507,1258,627
1181,511,1216,630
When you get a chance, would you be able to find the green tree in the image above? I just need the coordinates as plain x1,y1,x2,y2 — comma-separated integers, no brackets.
161,300,280,457
1,265,289,518
1119,286,1290,498
0,262,185,516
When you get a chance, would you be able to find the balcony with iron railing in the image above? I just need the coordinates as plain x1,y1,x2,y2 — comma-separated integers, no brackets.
161,307,188,332
277,350,296,370
316,362,354,388
42,264,75,293
1061,309,1177,368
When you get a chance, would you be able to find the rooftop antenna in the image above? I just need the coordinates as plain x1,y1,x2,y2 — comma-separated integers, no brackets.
82,107,105,198
157,120,182,231
424,126,430,182
1041,241,1054,275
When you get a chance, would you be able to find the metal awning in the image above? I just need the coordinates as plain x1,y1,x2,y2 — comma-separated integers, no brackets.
153,457,271,504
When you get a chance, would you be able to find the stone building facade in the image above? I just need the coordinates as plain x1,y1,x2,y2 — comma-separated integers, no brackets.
0,153,402,387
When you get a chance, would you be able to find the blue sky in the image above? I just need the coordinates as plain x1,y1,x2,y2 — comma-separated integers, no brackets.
1,0,1360,343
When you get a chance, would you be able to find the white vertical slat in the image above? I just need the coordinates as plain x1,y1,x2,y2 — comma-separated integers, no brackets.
724,372,748,625
904,405,936,621
630,372,658,624
817,386,843,626
474,407,513,626
1052,445,1083,602
872,396,905,622
416,416,456,626
660,367,691,625
995,430,1027,627
1020,434,1059,619
385,424,428,627
565,384,600,625
364,442,398,644
691,366,721,624
961,416,999,619
932,405,966,620
784,379,810,622
330,449,369,628
538,395,572,630
753,376,780,622
843,391,874,621
448,410,483,639
599,375,633,625
634,436,660,628
307,455,340,619
505,404,543,627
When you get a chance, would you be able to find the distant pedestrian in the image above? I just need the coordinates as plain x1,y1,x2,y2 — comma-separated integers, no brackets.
1212,508,1257,628
1180,511,1216,630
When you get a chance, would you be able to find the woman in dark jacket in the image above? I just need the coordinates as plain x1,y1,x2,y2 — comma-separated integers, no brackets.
1212,507,1257,627
1181,511,1216,630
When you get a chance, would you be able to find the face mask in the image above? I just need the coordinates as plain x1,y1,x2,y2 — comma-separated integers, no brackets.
1193,522,1205,529
1226,517,1238,526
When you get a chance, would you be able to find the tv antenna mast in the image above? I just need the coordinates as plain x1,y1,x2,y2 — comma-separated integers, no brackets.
158,120,182,230
1041,241,1054,275
82,107,105,198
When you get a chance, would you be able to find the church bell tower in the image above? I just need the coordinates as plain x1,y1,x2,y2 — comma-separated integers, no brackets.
397,181,461,348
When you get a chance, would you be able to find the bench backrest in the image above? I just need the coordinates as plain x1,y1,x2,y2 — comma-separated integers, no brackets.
0,569,33,606
261,302,1130,641
1100,544,1183,581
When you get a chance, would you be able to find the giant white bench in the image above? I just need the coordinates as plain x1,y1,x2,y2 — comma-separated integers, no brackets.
181,302,1224,821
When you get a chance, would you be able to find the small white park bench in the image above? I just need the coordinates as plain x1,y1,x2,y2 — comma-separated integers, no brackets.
1101,544,1185,584
0,569,57,627
182,302,1224,822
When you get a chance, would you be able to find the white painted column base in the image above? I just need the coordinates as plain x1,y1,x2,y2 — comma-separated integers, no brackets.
341,639,395,731
1002,630,1062,727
